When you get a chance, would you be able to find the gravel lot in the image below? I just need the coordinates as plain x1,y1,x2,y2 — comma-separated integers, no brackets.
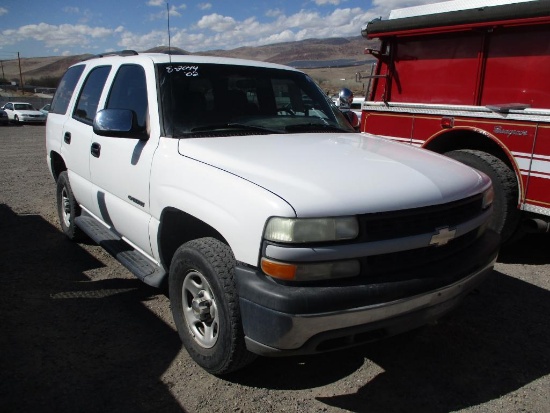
1,124,549,413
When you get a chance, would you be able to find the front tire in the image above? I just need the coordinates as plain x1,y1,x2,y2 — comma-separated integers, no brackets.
169,238,255,375
56,171,81,240
444,149,521,243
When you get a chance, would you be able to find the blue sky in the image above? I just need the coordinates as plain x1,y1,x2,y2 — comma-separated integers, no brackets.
0,0,440,58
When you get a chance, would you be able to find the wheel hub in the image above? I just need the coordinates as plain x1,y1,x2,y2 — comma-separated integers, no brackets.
61,188,71,227
191,290,215,322
182,271,219,348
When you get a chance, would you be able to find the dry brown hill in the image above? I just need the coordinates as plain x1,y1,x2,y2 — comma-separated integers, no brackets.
1,36,378,96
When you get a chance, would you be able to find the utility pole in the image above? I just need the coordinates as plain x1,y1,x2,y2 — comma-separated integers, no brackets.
17,52,24,95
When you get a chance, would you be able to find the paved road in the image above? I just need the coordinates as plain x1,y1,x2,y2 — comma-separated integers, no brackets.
1,124,549,413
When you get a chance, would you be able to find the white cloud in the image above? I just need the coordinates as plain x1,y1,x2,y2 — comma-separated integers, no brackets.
266,9,283,18
196,14,237,32
1,0,444,56
147,0,165,6
171,31,207,50
118,29,168,51
370,0,437,18
314,0,342,5
171,6,376,52
61,7,95,24
171,4,187,16
62,7,80,14
0,23,115,49
149,4,186,20
0,7,7,16
258,29,298,45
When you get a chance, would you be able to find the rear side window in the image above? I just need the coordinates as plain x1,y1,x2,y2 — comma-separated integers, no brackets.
73,66,111,124
50,65,85,115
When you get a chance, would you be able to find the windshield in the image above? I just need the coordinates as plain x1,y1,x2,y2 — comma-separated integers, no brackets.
157,63,354,137
14,104,35,111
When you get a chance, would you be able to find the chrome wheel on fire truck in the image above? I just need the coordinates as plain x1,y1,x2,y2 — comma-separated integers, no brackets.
444,149,521,243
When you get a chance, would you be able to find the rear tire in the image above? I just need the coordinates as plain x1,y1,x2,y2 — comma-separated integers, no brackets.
169,237,255,375
56,171,81,240
444,149,521,243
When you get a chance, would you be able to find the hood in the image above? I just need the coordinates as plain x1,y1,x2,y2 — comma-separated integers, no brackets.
178,133,489,216
17,110,44,115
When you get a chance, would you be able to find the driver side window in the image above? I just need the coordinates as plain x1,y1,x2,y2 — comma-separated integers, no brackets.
106,65,148,130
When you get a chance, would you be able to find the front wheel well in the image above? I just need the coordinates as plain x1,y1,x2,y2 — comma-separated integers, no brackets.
423,130,525,243
423,130,514,170
158,207,229,272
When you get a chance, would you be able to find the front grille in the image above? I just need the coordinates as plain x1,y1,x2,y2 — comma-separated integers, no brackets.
263,193,488,285
351,194,486,278
358,194,483,242
361,228,481,278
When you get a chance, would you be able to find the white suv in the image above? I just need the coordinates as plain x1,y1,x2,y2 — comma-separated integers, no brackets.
46,51,499,374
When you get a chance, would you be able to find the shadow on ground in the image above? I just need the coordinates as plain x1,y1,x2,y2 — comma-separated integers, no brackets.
0,204,185,413
1,201,548,412
498,232,550,265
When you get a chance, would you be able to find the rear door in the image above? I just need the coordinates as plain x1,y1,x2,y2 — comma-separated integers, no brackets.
60,65,112,210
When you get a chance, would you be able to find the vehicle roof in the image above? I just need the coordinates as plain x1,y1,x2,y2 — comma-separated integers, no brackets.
76,52,301,73
388,0,536,19
363,0,550,38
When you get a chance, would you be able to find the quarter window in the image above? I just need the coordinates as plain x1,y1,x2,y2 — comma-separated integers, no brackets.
50,65,85,115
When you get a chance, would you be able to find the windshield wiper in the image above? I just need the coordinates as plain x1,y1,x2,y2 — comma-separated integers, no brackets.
285,123,351,133
190,123,282,134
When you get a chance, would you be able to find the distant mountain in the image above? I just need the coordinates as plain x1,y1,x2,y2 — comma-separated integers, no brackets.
20,55,93,79
1,36,376,79
1,36,378,96
145,46,190,55
199,36,375,67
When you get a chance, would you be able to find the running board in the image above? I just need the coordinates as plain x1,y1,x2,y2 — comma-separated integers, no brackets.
75,215,166,288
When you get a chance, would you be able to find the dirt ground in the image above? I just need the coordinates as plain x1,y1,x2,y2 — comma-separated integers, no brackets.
1,125,549,413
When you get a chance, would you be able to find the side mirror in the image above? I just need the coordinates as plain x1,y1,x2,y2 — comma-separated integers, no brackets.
93,109,147,139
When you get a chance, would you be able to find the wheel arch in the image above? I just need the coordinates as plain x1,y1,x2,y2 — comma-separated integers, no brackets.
49,151,67,182
422,128,524,201
157,207,230,272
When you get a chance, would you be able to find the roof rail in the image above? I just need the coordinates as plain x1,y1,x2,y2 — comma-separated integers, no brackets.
82,50,139,61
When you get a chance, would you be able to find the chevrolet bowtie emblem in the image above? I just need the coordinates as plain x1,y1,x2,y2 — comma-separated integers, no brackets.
430,227,456,247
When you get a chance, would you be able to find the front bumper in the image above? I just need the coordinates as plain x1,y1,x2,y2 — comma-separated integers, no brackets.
235,229,499,356
19,117,46,123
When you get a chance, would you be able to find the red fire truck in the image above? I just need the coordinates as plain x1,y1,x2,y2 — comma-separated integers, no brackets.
359,0,550,243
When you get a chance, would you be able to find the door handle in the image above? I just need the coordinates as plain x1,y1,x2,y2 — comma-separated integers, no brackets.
91,142,101,158
64,132,71,144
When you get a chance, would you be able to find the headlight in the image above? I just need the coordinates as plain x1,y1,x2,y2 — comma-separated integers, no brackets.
264,216,359,243
482,186,494,209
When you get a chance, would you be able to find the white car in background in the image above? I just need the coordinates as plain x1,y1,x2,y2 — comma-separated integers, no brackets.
1,102,47,124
